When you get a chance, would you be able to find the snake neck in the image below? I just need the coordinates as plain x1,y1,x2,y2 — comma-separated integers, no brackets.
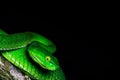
37,67,66,80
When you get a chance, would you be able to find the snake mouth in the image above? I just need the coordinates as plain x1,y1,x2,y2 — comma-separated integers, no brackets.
39,63,48,69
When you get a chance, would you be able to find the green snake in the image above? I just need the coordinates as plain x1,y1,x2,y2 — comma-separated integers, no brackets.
0,29,66,80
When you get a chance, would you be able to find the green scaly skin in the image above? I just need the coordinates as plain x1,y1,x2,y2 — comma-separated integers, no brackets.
0,29,66,80
0,31,56,53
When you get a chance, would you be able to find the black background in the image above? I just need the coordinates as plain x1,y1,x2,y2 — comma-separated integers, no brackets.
0,8,111,80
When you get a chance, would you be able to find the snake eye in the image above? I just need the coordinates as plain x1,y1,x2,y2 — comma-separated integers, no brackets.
46,56,51,61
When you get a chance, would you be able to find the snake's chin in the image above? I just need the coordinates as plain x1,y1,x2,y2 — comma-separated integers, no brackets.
40,63,47,69
40,63,57,71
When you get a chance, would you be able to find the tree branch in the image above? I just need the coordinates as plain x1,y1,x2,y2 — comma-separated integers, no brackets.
0,54,31,80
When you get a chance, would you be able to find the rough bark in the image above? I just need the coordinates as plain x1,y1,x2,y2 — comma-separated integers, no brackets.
0,54,31,80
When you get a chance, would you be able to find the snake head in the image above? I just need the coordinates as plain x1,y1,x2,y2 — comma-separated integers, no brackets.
28,42,60,71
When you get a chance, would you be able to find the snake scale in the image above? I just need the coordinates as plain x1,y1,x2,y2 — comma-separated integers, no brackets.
0,29,66,80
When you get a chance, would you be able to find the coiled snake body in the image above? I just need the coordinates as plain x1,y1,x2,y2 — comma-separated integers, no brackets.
0,29,65,80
